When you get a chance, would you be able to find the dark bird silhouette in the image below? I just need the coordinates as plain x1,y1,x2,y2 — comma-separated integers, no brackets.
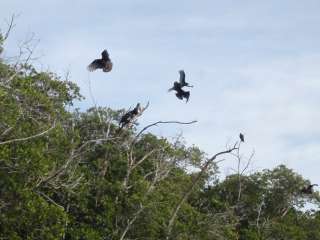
168,70,192,102
239,133,245,142
87,50,113,72
168,82,190,102
178,70,193,88
119,103,141,128
301,184,318,194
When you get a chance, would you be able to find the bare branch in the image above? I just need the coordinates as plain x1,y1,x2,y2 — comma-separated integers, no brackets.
0,126,13,137
34,190,64,210
166,144,239,239
119,205,145,240
131,148,160,170
235,147,255,202
0,122,56,145
3,14,17,41
256,202,263,229
134,120,197,143
76,137,119,152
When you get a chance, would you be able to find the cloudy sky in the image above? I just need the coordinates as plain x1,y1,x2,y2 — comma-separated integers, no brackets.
1,0,320,183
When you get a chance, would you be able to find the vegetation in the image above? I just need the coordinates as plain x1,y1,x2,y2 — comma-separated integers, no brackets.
0,30,320,240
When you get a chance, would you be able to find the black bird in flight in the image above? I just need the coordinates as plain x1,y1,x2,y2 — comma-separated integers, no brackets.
168,70,192,102
239,133,245,142
119,103,141,128
87,50,113,72
168,81,190,102
301,184,318,194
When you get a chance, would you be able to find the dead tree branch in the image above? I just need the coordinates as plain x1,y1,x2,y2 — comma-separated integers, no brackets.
0,121,56,145
232,143,255,202
119,204,145,240
34,190,64,210
166,143,239,239
133,120,197,144
3,14,17,41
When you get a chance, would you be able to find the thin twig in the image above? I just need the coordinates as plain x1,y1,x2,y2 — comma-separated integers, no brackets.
35,190,64,210
134,120,197,143
3,14,17,41
0,122,56,145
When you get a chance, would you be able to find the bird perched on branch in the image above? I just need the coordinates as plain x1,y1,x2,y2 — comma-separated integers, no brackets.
87,49,113,72
239,133,245,142
301,184,318,194
119,103,142,128
168,70,192,103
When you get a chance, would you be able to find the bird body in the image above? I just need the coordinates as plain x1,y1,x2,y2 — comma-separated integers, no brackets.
119,112,132,127
87,50,113,72
119,103,141,128
169,70,193,102
239,133,245,142
168,82,179,93
175,88,190,102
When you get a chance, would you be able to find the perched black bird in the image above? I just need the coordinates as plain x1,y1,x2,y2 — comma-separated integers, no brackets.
239,133,245,142
119,103,141,128
178,70,193,88
87,50,113,72
301,184,318,194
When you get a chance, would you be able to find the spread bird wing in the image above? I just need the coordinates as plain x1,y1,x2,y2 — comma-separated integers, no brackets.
101,50,110,61
87,59,104,71
179,70,186,85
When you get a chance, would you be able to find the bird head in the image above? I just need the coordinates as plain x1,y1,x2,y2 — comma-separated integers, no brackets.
135,103,141,112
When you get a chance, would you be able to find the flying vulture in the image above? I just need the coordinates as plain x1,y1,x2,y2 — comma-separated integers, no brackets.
301,184,318,194
87,50,113,72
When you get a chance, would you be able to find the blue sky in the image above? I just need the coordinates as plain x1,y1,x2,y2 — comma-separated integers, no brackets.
1,0,320,185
